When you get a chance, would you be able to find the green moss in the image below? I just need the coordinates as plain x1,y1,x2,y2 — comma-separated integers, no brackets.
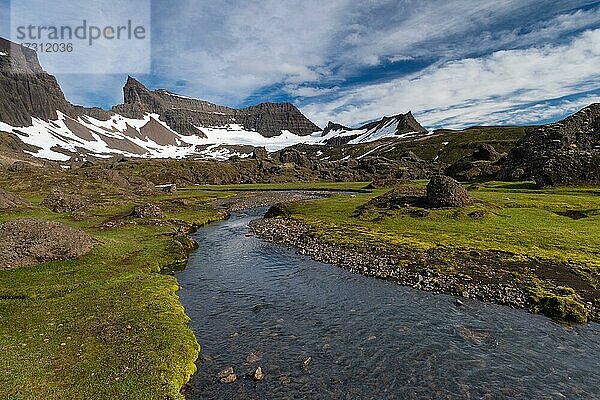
0,171,233,400
538,295,588,324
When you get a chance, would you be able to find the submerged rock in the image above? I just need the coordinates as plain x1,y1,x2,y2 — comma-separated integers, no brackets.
217,367,237,384
253,367,264,381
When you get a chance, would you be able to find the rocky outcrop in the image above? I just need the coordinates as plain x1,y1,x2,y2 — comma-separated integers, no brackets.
130,203,164,219
426,175,473,207
445,144,503,181
279,149,312,168
0,218,94,269
499,104,600,186
114,77,320,137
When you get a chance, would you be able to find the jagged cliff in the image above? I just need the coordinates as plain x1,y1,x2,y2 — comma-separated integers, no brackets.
0,38,75,126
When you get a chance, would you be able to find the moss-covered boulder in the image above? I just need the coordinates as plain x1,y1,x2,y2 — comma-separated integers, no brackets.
538,294,588,324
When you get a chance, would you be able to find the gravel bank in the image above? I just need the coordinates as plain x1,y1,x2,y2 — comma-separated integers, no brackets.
249,216,578,318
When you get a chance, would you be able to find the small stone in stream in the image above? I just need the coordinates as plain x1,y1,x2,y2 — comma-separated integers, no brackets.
303,356,312,369
247,352,262,363
253,367,264,381
217,367,234,379
220,374,237,384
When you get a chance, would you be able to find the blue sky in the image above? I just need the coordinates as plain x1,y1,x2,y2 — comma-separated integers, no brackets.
1,0,600,129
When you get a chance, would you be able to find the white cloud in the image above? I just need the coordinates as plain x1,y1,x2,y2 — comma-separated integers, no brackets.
300,29,600,129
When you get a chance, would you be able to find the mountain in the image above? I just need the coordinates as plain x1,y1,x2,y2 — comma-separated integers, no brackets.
319,112,429,146
113,76,320,138
0,38,432,163
0,39,328,161
499,103,600,186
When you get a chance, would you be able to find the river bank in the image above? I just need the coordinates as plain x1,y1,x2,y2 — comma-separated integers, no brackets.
247,184,600,324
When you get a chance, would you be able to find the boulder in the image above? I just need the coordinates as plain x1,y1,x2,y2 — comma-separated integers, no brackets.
0,219,94,269
160,184,177,194
445,144,503,181
253,367,264,381
130,203,164,219
445,160,501,182
426,175,473,208
0,188,30,210
41,191,86,212
472,143,501,161
264,203,292,219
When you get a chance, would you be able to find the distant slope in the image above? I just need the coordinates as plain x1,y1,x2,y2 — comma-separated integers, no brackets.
320,112,428,146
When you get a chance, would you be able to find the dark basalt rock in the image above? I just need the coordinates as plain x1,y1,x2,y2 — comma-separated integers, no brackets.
473,143,502,162
499,104,600,186
264,203,292,219
446,144,503,181
426,175,473,208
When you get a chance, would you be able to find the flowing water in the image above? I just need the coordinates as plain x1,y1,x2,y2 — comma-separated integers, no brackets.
177,208,600,400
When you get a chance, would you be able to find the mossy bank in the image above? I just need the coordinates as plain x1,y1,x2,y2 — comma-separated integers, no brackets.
251,181,600,324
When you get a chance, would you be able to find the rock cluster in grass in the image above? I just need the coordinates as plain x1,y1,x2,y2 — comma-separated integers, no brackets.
0,188,30,210
41,191,86,213
209,191,327,212
426,175,473,208
0,218,94,269
130,203,164,219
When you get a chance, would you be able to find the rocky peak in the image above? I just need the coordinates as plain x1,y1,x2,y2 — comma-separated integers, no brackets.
322,121,353,136
0,38,74,126
123,76,149,105
359,111,428,135
115,77,320,137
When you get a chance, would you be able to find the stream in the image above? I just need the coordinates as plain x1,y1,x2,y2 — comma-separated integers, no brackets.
177,208,600,399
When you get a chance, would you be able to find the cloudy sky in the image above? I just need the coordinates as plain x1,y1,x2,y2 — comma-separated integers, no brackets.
1,0,600,129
